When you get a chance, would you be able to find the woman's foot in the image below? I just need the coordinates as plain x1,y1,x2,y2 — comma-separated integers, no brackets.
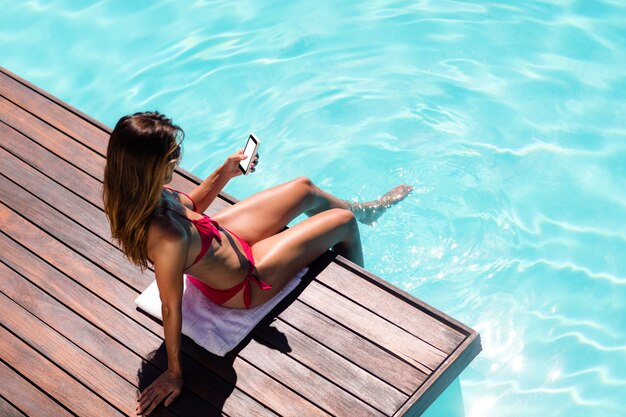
345,184,414,225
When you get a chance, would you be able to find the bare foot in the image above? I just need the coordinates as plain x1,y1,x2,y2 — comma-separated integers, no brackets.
346,184,414,225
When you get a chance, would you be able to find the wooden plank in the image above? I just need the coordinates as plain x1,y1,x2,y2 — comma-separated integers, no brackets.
299,282,445,373
0,95,105,181
0,256,274,417
0,396,27,417
1,259,151,387
0,126,229,237
1,67,233,211
0,227,277,417
318,262,464,352
0,170,149,292
0,146,110,240
0,68,234,211
1,262,221,417
0,201,163,336
0,66,207,191
187,344,330,417
0,67,111,141
0,325,124,416
1,360,72,417
0,95,195,199
1,291,144,415
0,206,324,417
239,339,384,417
278,300,427,394
0,120,103,208
255,318,407,415
335,257,477,337
0,67,110,131
0,119,224,232
0,69,214,203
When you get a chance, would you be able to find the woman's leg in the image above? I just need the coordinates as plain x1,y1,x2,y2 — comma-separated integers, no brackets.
213,177,414,243
346,184,414,225
248,208,363,307
212,176,351,244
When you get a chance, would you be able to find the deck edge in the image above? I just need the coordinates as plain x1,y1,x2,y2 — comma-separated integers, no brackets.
394,331,482,417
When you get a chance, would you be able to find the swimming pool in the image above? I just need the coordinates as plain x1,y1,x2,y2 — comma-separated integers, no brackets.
2,1,624,415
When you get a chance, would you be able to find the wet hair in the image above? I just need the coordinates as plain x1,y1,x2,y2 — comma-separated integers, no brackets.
102,111,184,270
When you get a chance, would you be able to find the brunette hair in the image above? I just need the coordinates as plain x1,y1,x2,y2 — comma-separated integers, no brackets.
102,111,184,270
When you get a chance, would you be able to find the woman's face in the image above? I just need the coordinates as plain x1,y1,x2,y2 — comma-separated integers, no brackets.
162,144,181,184
163,162,175,184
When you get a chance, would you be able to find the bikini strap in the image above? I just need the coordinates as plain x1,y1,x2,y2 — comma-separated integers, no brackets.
163,185,198,212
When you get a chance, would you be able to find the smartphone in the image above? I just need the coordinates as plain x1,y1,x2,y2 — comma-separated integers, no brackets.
238,134,260,175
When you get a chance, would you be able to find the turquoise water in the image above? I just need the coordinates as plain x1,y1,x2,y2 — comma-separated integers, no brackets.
2,1,625,415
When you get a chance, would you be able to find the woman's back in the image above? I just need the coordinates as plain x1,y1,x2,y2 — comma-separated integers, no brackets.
147,188,256,298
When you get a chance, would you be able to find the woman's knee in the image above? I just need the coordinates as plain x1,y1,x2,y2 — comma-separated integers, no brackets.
327,209,360,251
292,176,315,190
290,176,317,204
328,208,358,229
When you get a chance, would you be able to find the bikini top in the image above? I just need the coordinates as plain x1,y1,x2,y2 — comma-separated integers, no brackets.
161,186,221,271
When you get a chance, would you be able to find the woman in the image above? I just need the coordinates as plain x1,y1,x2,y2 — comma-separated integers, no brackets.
102,111,412,415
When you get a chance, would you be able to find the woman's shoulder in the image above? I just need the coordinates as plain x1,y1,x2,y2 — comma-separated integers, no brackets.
147,225,188,268
147,207,189,263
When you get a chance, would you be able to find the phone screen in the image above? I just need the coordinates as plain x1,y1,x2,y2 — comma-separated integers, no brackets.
239,135,258,173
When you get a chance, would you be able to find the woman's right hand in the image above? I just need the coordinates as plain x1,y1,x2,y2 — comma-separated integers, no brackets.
136,369,183,415
221,148,259,179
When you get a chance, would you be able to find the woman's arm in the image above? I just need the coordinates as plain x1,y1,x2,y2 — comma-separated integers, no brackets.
188,150,258,213
162,296,183,376
188,164,231,214
137,233,186,415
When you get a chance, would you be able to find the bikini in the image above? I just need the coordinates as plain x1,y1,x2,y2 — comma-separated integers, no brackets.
161,186,272,309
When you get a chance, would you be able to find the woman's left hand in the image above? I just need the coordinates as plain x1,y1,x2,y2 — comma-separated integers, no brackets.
136,369,183,415
222,149,259,179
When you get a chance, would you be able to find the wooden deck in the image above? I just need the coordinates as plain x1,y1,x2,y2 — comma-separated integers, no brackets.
0,66,481,417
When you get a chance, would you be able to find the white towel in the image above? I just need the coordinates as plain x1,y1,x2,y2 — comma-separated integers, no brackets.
135,268,308,356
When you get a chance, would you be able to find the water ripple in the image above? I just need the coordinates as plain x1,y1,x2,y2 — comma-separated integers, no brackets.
550,332,626,353
517,259,626,285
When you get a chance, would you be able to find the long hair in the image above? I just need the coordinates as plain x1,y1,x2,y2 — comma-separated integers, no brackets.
103,111,184,271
